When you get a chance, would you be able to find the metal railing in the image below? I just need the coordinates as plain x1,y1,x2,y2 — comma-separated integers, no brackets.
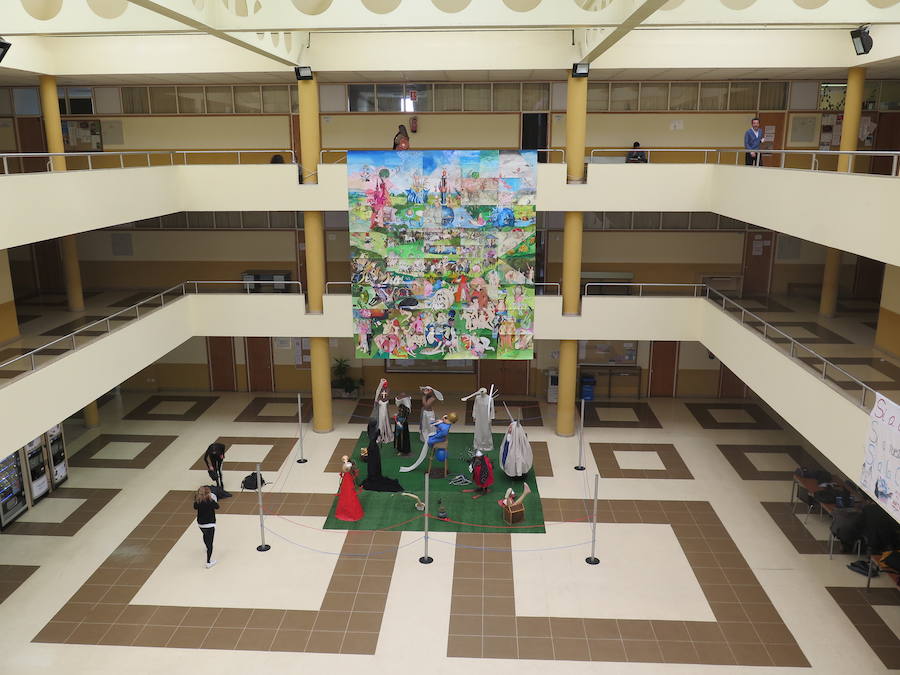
0,280,304,382
535,282,560,295
0,149,297,175
588,147,900,176
584,282,704,296
319,148,566,164
325,281,559,296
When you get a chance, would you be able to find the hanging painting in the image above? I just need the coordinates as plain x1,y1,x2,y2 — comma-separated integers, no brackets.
348,150,536,360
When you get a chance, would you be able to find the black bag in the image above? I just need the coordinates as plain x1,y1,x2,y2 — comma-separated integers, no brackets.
241,472,266,491
884,551,900,573
815,487,837,504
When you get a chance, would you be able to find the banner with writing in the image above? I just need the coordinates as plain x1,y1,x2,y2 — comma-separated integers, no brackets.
861,393,900,521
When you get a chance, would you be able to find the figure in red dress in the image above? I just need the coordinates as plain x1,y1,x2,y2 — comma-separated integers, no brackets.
335,456,364,522
464,449,495,500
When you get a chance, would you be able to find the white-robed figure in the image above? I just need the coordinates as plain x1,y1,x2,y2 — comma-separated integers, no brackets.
499,419,533,478
375,378,393,444
462,386,497,452
419,385,443,442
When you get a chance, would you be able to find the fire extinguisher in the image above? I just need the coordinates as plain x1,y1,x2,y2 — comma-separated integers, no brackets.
409,116,418,133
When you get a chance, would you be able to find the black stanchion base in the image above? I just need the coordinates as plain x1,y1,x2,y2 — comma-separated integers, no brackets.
574,466,586,471
419,556,434,565
257,544,271,552
296,458,308,464
585,556,599,565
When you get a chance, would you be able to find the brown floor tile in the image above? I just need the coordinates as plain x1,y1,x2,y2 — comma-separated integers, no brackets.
214,607,252,629
617,619,653,640
200,627,243,650
124,395,218,422
348,612,382,633
659,640,700,663
148,606,190,626
98,623,143,646
269,629,310,652
247,609,286,629
583,402,662,428
182,607,223,626
306,630,345,654
116,604,157,625
482,635,518,659
313,611,351,632
650,620,689,641
517,636,554,660
694,641,736,665
554,637,591,660
549,617,586,639
132,625,176,647
623,639,664,663
342,632,379,655
33,621,78,643
234,396,312,423
235,628,277,651
766,643,810,667
588,638,626,662
448,634,483,658
516,616,551,637
280,610,317,631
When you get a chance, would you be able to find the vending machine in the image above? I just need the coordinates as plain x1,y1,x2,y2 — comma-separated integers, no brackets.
25,435,49,504
47,425,68,488
0,450,28,528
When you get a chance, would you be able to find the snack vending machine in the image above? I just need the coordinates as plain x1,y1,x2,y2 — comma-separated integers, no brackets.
48,425,68,488
0,450,28,528
25,435,50,504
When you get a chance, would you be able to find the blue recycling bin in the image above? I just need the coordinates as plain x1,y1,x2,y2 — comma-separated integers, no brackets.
580,375,596,401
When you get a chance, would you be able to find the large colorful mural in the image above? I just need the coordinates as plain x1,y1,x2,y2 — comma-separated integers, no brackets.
348,150,536,360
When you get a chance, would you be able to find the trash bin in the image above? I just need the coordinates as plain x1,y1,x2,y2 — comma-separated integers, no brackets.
580,375,596,401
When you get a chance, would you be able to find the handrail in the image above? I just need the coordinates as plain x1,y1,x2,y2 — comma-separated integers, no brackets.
319,148,565,164
0,280,304,377
325,281,352,294
584,282,704,297
534,282,560,295
537,148,565,162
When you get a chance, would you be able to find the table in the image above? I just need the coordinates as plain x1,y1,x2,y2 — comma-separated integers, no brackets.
790,474,863,559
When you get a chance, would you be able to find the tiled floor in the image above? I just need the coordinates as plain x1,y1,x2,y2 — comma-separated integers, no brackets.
2,391,898,675
234,396,313,423
686,402,781,430
0,565,39,603
716,444,819,481
3,487,120,536
124,395,219,422
188,436,298,473
69,434,177,469
582,402,662,428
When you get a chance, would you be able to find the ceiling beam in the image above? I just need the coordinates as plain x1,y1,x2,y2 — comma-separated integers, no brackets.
582,0,670,64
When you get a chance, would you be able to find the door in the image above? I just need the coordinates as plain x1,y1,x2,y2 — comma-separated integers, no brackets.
719,364,748,399
756,112,785,168
16,118,46,173
648,341,678,397
478,359,530,396
245,337,275,392
872,113,900,176
207,337,237,391
853,256,885,300
741,231,775,297
521,113,548,163
33,240,64,293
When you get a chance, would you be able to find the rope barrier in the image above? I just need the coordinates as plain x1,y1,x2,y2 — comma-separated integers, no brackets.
425,512,588,529
263,524,425,557
427,536,594,554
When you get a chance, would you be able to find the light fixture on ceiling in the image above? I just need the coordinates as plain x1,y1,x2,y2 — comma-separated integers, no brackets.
850,26,873,56
571,62,590,78
0,38,11,65
294,66,313,81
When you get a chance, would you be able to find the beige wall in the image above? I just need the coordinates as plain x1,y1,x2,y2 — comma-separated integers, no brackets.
100,115,291,151
876,264,900,356
771,234,856,296
321,113,520,149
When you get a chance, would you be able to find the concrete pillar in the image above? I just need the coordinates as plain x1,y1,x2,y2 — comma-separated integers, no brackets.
0,250,20,343
82,401,100,428
875,265,900,357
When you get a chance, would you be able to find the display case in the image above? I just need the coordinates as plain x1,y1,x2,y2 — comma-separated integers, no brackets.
24,435,49,504
47,425,68,488
0,450,28,528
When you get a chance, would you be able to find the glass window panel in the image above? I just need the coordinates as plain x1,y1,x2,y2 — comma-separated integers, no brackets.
633,212,660,229
493,83,521,112
759,82,787,110
661,212,689,230
375,84,403,112
291,85,299,113
93,87,121,114
639,83,668,111
690,212,718,230
719,216,745,230
522,82,550,111
13,88,41,115
177,86,204,113
234,86,262,113
214,212,242,228
463,83,492,111
433,83,462,111
242,212,269,228
269,211,296,228
205,86,234,113
57,86,67,116
586,82,609,111
120,87,149,114
728,82,759,110
403,84,432,112
187,212,214,228
610,83,638,111
699,82,728,110
318,83,346,112
602,212,631,229
149,87,177,114
67,87,93,114
134,217,162,229
0,89,12,115
818,84,846,111
880,81,900,111
863,80,880,111
669,83,698,110
262,85,290,113
347,84,376,112
160,213,187,228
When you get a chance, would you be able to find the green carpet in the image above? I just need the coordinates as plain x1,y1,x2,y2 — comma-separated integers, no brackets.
323,432,545,534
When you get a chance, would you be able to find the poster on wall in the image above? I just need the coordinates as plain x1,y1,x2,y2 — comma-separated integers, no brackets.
347,150,536,360
860,393,900,523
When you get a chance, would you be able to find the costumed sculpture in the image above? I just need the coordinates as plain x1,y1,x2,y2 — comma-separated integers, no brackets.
462,385,497,452
335,456,363,522
463,449,494,499
394,394,412,456
361,418,403,492
419,385,442,442
375,378,394,444
499,418,533,479
400,412,457,474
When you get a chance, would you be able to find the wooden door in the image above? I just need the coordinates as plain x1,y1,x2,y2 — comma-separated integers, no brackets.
719,364,748,399
648,341,678,397
16,118,46,173
757,112,785,168
741,231,775,297
33,240,64,293
207,337,237,392
853,256,885,299
872,113,900,176
478,359,530,395
245,337,274,392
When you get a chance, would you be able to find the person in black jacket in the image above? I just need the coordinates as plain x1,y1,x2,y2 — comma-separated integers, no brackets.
194,486,219,568
204,442,230,497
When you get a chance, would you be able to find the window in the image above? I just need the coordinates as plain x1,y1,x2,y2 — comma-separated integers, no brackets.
93,87,122,114
262,85,290,113
403,84,432,112
639,83,668,111
375,84,404,112
177,87,204,113
463,83,492,111
242,212,270,228
433,83,462,111
863,81,881,111
610,83,638,111
492,83,521,112
187,212,215,229
347,84,376,112
269,211,298,228
699,82,728,110
57,86,67,115
0,89,12,115
818,83,846,111
214,212,242,228
205,86,234,113
13,88,40,115
318,84,346,112
121,87,149,114
880,81,900,111
522,82,550,111
669,83,698,110
728,82,759,110
759,82,788,110
67,87,94,114
149,87,178,114
586,82,609,111
234,86,262,113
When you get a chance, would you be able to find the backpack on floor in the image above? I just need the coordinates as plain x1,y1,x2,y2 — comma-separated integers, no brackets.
241,472,267,491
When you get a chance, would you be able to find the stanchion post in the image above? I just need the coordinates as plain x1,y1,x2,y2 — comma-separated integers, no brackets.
585,473,599,565
256,462,271,552
575,398,586,471
419,475,434,564
296,392,308,464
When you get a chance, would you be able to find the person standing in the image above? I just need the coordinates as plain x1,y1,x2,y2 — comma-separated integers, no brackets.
204,442,229,497
193,486,219,568
625,141,647,163
393,124,410,150
419,385,443,442
744,117,764,166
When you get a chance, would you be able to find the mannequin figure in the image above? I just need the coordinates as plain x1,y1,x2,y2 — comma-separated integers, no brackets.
335,456,363,522
462,385,497,452
498,483,531,509
361,418,403,492
419,385,443,442
375,378,394,444
394,394,412,456
463,450,494,500
499,419,533,479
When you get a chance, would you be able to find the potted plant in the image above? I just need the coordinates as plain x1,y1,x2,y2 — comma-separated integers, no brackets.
331,358,362,399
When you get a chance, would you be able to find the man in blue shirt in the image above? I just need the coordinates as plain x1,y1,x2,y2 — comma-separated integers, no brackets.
744,117,764,166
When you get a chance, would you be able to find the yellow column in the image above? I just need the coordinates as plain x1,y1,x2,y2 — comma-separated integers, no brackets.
82,401,100,428
875,265,900,356
298,77,333,432
557,74,588,437
820,67,865,316
39,75,85,313
0,250,19,343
